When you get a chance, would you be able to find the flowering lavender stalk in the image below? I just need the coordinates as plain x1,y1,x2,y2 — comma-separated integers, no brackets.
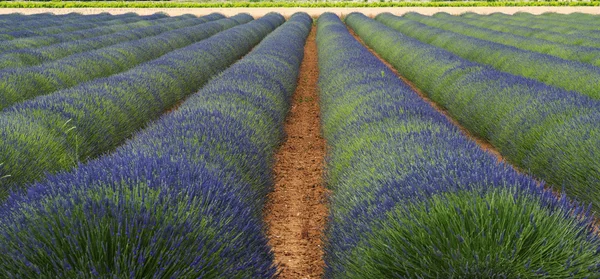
0,12,310,278
318,13,600,278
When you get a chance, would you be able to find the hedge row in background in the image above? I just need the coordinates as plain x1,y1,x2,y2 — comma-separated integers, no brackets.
376,13,600,99
1,1,600,8
0,13,267,193
0,12,310,278
0,13,153,40
0,14,212,70
318,12,600,278
0,13,229,110
346,13,600,213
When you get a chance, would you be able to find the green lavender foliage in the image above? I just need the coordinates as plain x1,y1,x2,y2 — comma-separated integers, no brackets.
346,12,600,213
436,12,600,47
376,13,600,99
0,14,212,70
404,12,600,67
0,13,235,110
0,13,278,194
318,13,600,278
0,12,309,278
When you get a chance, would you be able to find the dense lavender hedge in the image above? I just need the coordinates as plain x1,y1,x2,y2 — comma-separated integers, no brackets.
0,13,172,54
0,13,241,110
0,13,271,193
0,12,60,25
466,12,600,34
347,13,600,212
376,13,600,99
403,12,600,66
0,14,221,70
0,13,155,41
318,13,600,278
0,13,110,37
0,12,310,278
533,12,600,25
434,13,600,48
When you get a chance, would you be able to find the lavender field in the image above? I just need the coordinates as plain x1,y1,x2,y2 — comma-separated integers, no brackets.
0,11,598,278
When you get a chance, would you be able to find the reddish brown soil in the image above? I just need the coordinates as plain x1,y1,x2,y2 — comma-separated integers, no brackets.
264,26,328,279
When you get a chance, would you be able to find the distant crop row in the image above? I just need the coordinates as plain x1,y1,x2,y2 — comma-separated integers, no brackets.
356,13,600,213
0,13,161,40
0,13,257,191
376,13,600,99
0,14,207,70
466,12,600,34
438,13,600,45
404,12,600,65
0,13,245,111
318,12,600,277
0,12,312,277
0,13,170,54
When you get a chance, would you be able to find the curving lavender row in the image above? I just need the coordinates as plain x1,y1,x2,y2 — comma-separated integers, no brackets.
0,14,245,111
0,12,311,278
318,13,600,278
347,13,600,213
0,12,65,25
0,13,160,41
0,13,264,192
403,12,600,67
376,13,600,99
0,13,169,53
464,12,600,35
0,14,223,70
0,13,123,37
434,12,600,48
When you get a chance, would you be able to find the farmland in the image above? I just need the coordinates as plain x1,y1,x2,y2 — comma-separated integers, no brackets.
0,10,598,278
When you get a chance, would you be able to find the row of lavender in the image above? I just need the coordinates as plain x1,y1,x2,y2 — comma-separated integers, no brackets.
0,13,159,40
0,14,252,192
319,13,600,277
403,12,600,66
347,13,600,213
374,13,600,99
0,13,236,110
463,12,600,35
0,12,311,277
0,14,209,69
433,13,600,46
0,13,167,53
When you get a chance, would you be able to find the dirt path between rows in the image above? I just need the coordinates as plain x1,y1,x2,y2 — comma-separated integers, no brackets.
264,26,328,279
